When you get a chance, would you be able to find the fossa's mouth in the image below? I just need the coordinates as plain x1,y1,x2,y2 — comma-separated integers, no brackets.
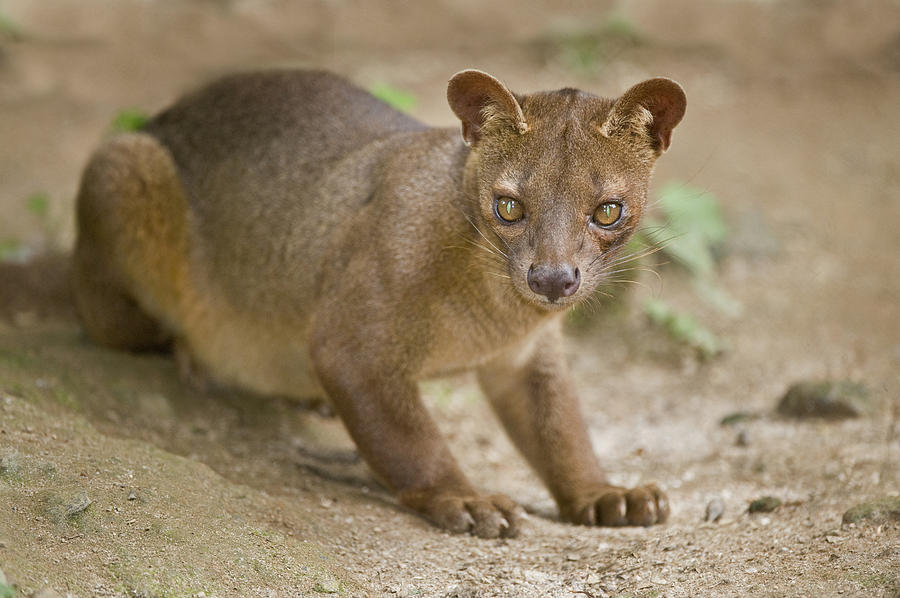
516,284,585,312
537,294,582,310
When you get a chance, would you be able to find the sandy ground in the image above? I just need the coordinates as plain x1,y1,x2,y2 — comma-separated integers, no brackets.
1,1,899,596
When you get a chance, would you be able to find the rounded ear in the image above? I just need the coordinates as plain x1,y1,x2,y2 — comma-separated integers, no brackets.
447,70,527,145
599,78,686,155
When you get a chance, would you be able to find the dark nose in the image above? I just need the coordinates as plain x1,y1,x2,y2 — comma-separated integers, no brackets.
527,264,580,302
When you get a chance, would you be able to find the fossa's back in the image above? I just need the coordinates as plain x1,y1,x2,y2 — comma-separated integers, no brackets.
144,70,426,306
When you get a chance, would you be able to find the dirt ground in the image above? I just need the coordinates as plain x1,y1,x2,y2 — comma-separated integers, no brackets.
1,1,899,596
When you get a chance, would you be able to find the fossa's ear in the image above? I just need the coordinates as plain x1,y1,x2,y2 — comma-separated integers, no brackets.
598,78,686,156
447,70,527,145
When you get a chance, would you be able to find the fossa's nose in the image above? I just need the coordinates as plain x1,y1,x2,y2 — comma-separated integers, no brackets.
527,263,580,302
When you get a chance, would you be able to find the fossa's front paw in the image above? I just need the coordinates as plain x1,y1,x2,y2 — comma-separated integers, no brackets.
564,483,669,527
400,489,525,538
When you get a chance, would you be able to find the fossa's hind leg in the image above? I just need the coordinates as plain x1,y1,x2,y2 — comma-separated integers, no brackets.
73,254,169,350
73,133,187,351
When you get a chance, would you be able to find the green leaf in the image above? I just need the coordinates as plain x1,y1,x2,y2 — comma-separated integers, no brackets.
645,183,726,277
0,9,22,38
110,108,150,133
370,83,418,113
25,192,50,218
644,298,722,359
598,10,641,45
0,240,24,262
546,11,643,74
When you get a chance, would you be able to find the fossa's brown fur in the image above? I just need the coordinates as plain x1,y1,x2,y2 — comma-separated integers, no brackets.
72,69,685,537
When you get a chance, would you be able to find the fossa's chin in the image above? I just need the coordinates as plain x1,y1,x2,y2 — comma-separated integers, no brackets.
515,286,585,311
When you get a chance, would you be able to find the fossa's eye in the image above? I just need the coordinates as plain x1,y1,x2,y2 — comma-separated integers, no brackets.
592,202,622,227
495,197,525,223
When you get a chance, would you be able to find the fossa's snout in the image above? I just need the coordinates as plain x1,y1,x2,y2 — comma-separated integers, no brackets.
527,263,580,302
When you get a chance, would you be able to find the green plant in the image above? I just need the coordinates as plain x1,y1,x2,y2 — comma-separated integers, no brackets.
627,183,735,357
545,11,643,74
642,183,726,278
0,8,22,39
0,192,56,261
647,183,740,314
370,83,418,113
25,192,50,218
110,108,150,133
22,191,63,251
644,297,721,359
0,240,25,262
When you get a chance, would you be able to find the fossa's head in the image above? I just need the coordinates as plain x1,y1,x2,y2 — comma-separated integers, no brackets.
448,70,685,311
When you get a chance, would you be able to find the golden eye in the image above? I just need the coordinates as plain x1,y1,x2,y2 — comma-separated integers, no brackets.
593,202,622,227
495,197,525,223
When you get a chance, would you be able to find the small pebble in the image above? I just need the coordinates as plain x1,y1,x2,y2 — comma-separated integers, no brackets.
842,496,900,525
127,492,137,501
314,578,341,594
445,585,478,598
776,380,870,420
705,497,725,522
748,496,782,513
64,492,92,518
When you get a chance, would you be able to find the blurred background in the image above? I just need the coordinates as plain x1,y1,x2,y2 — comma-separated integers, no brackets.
0,1,898,595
